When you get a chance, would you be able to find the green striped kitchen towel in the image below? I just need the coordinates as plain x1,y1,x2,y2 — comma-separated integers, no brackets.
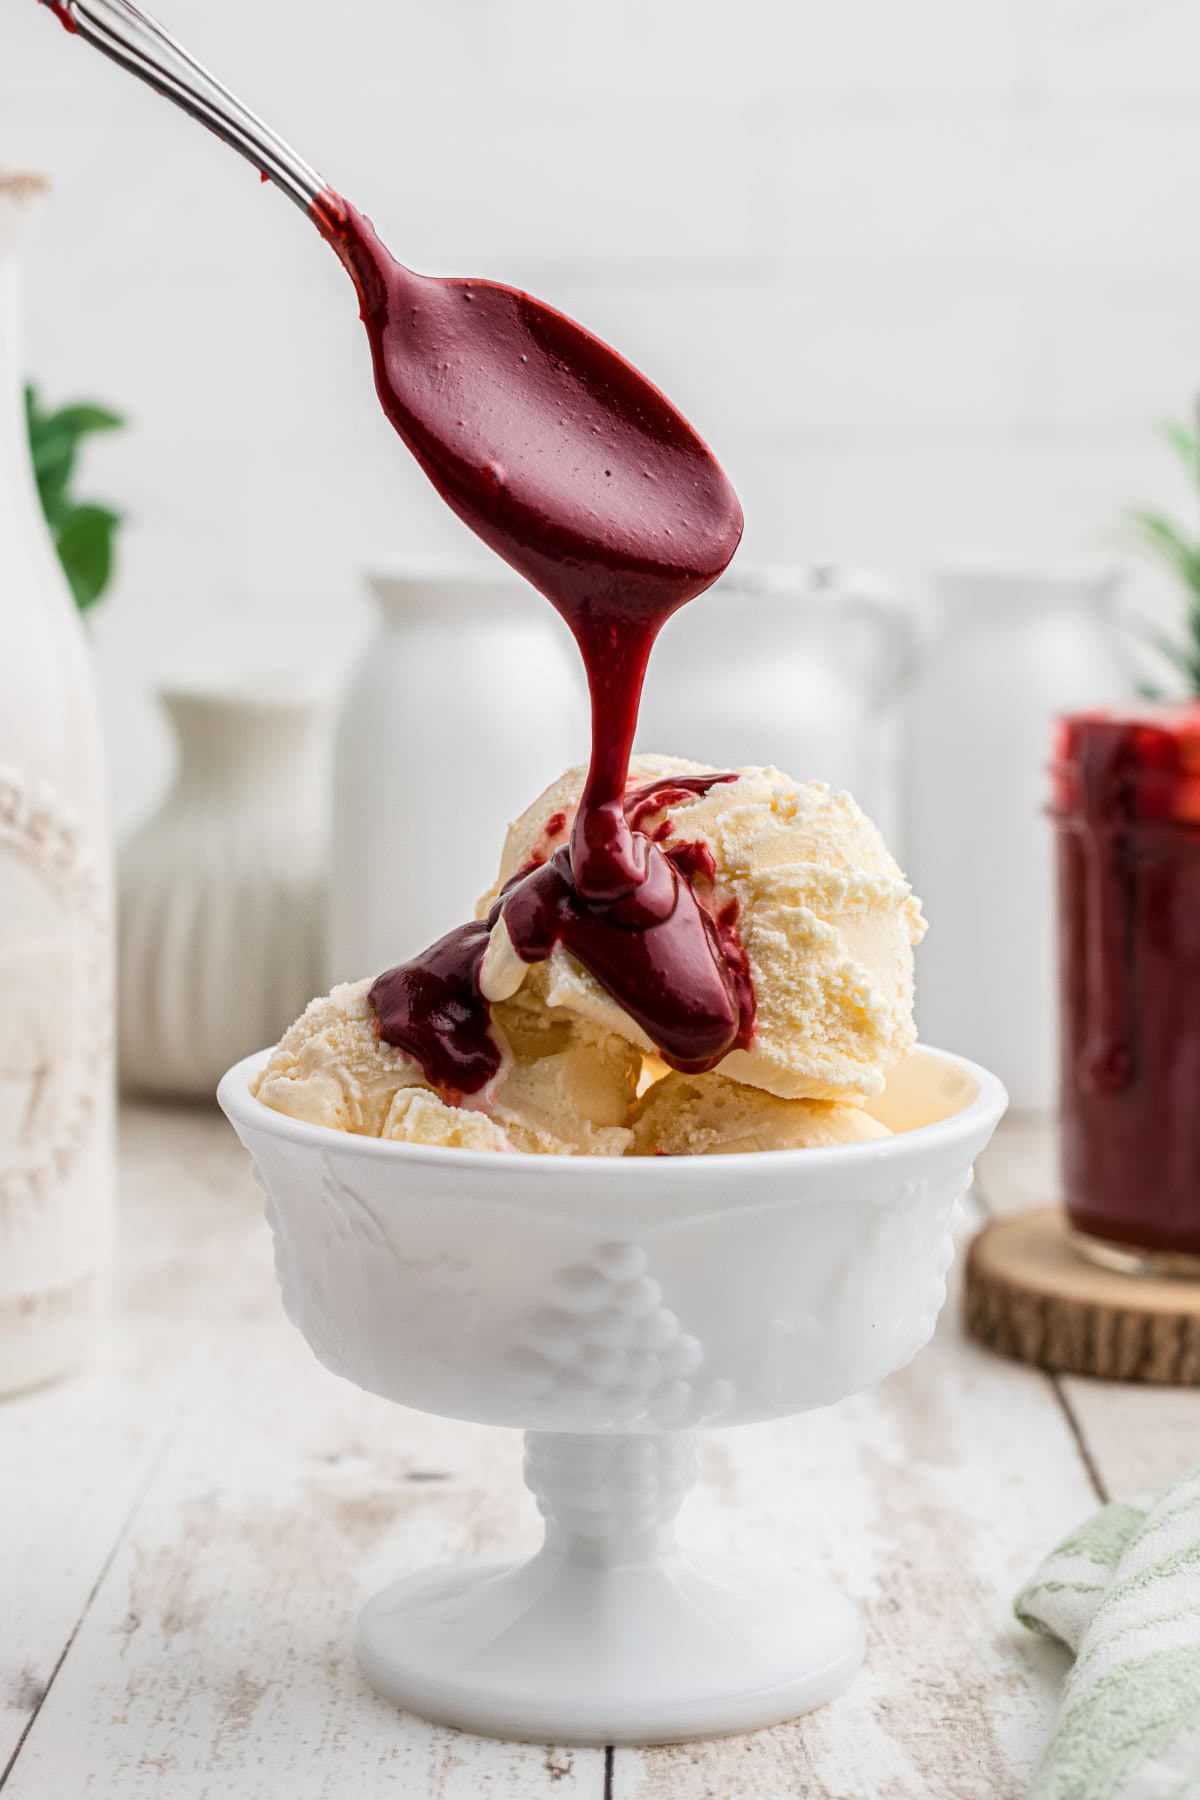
1016,1462,1200,1799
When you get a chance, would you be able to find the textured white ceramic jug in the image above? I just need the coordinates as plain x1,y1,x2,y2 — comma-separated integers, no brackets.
118,682,326,1097
0,174,115,1395
637,565,911,842
328,559,582,982
903,558,1129,1110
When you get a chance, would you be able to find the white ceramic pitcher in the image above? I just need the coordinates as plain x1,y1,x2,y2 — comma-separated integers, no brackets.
903,558,1130,1110
637,564,913,841
0,174,115,1395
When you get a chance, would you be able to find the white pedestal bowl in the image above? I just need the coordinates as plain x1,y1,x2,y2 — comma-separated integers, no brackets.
218,1043,1006,1745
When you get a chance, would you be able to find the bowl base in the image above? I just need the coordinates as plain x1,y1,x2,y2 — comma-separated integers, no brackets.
356,1547,864,1745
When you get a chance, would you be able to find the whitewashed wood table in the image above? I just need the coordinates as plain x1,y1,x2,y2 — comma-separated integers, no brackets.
4,1105,1197,1799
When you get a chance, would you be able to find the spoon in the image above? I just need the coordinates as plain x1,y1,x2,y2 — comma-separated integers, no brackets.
40,0,745,898
36,1,743,622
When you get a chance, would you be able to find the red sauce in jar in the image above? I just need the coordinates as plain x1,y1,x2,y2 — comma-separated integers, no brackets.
1052,706,1200,1259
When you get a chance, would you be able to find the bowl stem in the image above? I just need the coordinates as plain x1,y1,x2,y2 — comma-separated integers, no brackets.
355,1427,864,1744
523,1429,698,1563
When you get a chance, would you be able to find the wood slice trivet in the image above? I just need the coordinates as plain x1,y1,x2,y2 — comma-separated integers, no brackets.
964,1206,1200,1384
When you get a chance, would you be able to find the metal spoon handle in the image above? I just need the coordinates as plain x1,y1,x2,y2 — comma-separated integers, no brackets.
44,0,326,213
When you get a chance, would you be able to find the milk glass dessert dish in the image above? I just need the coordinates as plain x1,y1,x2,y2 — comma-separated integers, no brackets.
220,754,1006,1744
221,1039,1002,1744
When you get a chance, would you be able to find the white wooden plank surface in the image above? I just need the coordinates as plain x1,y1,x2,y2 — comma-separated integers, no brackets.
2,1102,1191,1798
973,1116,1200,1508
612,1196,1088,1800
0,1108,255,1775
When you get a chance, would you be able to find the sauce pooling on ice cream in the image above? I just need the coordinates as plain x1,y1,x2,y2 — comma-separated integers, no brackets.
309,193,750,1097
369,773,756,1100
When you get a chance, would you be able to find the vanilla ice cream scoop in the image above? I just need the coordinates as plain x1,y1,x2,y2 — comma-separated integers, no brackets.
254,980,410,1136
481,755,925,1102
254,976,640,1156
631,1071,890,1156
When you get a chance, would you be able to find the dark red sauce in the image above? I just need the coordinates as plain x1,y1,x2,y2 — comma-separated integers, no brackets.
1053,707,1200,1257
310,190,750,1100
40,0,77,32
370,773,755,1096
665,840,719,886
368,922,498,1105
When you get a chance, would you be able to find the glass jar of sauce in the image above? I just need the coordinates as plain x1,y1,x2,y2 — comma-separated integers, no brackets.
1052,706,1200,1273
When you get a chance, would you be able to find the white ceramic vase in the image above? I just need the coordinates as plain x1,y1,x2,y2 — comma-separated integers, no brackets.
903,558,1130,1110
0,174,115,1395
118,683,326,1097
328,558,582,981
637,564,912,844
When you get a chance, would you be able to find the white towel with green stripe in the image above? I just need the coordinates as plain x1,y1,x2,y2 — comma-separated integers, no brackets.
1016,1463,1200,1799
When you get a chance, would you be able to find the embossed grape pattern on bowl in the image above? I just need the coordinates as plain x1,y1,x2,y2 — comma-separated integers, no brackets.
218,1042,1006,1746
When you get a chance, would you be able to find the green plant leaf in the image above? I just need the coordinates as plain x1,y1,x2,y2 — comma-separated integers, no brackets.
30,397,124,524
44,402,124,436
1161,419,1200,485
1121,414,1200,695
32,431,77,526
1125,508,1200,597
24,384,125,608
55,504,121,611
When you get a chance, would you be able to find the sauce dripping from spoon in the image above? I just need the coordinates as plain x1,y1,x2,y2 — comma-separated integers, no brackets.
312,196,751,1095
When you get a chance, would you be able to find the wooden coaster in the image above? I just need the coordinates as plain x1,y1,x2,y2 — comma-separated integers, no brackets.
964,1207,1200,1384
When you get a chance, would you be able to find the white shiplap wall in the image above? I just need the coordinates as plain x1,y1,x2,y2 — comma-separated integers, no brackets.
4,0,1200,827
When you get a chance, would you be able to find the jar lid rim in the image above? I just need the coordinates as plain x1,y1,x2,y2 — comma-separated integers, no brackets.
1059,703,1200,737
